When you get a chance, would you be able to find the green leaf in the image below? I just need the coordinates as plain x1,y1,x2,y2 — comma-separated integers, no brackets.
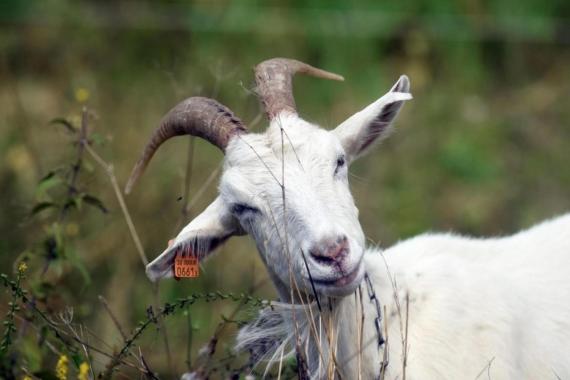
36,175,63,198
38,170,56,183
71,352,83,368
49,117,77,133
82,194,108,214
63,196,82,213
90,132,107,146
30,202,58,216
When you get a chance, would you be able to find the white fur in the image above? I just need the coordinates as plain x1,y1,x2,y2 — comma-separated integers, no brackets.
238,214,570,379
341,214,570,378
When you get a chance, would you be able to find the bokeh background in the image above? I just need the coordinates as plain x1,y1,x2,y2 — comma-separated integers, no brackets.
1,0,569,378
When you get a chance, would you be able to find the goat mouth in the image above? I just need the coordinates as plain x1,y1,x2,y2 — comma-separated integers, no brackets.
311,265,362,288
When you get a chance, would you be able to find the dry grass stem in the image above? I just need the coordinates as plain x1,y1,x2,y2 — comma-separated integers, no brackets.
98,295,128,341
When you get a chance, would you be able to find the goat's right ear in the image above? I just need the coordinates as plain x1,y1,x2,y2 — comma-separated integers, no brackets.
145,196,244,282
333,75,412,163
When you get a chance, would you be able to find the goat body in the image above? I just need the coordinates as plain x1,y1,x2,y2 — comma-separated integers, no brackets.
240,213,570,379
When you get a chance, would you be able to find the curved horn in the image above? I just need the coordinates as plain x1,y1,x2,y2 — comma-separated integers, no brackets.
125,97,246,194
254,58,344,120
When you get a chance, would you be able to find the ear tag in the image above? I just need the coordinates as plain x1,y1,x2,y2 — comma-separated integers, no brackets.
174,251,199,279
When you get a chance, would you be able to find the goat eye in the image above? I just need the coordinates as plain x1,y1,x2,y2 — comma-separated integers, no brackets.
334,155,346,176
231,203,259,216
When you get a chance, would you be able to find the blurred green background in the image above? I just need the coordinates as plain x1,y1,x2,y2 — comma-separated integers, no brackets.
1,0,569,378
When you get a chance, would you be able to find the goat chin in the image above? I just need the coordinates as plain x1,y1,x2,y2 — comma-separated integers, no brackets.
236,213,570,379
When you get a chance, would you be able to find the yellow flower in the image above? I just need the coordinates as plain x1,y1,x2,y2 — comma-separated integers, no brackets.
74,88,90,103
18,262,28,274
78,362,90,380
55,355,69,380
22,376,33,380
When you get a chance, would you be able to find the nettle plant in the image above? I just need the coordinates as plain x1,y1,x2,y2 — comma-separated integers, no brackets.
126,58,410,300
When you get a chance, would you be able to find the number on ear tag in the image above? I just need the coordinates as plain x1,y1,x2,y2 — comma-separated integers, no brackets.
174,255,199,279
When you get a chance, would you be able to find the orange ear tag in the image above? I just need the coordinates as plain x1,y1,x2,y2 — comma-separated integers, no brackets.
174,254,199,279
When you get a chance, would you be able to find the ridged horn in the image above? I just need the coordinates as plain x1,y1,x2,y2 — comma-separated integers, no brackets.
125,97,246,194
254,58,344,120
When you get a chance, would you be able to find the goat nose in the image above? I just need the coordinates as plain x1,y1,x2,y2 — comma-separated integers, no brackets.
309,235,349,265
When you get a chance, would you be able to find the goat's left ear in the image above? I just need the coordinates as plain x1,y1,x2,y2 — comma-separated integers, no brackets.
333,75,412,162
145,196,244,282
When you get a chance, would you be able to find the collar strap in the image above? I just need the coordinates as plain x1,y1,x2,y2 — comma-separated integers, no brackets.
364,272,389,375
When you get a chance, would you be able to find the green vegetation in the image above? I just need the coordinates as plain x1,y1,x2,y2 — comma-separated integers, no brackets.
0,0,568,378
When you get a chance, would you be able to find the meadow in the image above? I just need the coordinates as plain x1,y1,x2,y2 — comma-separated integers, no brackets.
1,1,569,378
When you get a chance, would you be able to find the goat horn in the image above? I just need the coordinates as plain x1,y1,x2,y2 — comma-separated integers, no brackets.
125,96,246,194
254,58,344,120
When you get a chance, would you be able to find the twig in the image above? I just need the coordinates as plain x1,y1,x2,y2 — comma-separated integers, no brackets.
402,293,410,380
151,283,174,374
0,274,142,372
79,324,96,380
201,279,267,377
184,164,222,213
98,295,128,341
138,347,160,380
174,137,195,232
277,121,307,380
474,357,495,380
277,345,285,380
60,313,95,380
84,144,148,266
85,141,174,373
300,250,322,312
100,291,267,378
186,310,193,371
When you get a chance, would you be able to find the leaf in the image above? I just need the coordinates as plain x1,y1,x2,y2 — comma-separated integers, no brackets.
63,196,82,213
30,202,58,216
82,194,108,214
89,131,107,146
71,352,83,368
49,117,77,133
38,170,56,183
36,175,63,198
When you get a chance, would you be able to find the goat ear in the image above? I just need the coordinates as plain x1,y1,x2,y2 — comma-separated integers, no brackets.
333,75,412,162
145,196,244,282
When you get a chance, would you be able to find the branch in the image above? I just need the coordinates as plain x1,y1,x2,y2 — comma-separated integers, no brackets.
84,144,148,266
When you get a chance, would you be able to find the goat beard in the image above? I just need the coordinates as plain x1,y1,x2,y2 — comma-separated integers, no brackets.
235,298,339,377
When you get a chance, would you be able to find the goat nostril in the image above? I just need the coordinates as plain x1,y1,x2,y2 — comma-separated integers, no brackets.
309,237,350,266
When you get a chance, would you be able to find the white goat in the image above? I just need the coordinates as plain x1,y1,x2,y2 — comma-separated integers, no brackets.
126,58,570,379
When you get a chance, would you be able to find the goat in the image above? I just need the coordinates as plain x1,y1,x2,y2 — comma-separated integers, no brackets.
126,58,570,379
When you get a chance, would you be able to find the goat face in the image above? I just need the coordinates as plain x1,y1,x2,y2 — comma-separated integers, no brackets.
132,59,411,299
219,116,365,297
